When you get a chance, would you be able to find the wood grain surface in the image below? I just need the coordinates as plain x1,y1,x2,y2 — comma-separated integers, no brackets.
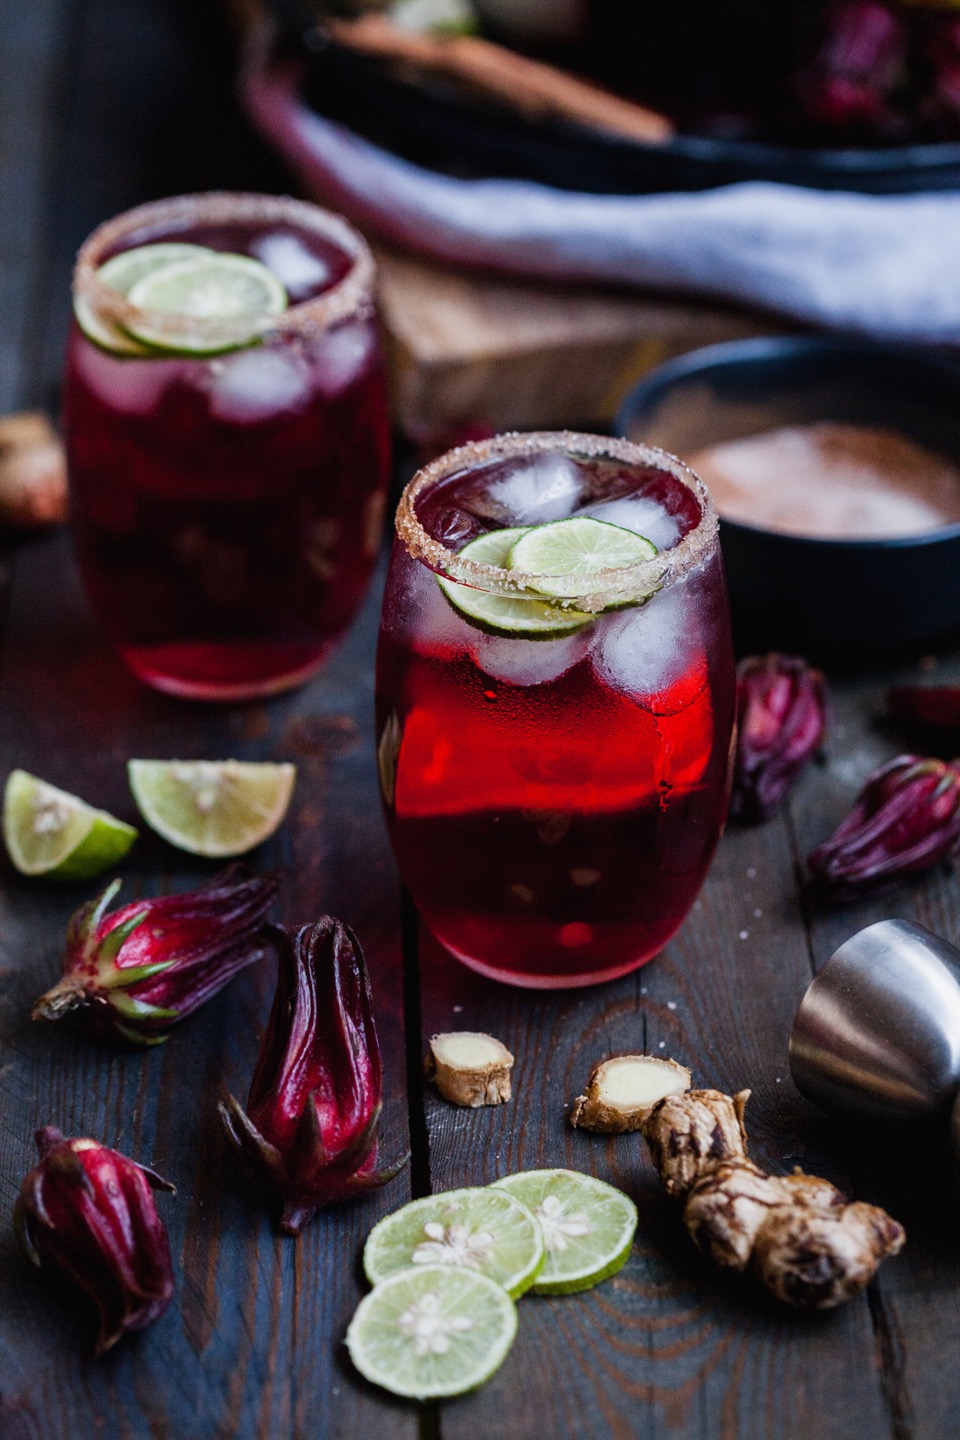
1,4,958,1439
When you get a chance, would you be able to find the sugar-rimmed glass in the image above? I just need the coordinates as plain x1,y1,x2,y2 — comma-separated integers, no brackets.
66,191,391,700
376,430,736,989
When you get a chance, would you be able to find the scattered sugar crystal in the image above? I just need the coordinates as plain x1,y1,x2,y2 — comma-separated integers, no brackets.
739,930,749,940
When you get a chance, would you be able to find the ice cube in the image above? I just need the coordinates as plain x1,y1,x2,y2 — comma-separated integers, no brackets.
591,583,697,706
314,322,373,397
580,496,681,553
251,231,333,303
74,340,172,415
466,456,585,525
206,348,311,424
389,556,471,655
471,629,588,686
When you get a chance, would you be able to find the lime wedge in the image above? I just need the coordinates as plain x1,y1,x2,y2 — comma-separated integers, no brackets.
125,253,287,354
128,759,295,857
492,1169,637,1294
3,770,137,880
363,1186,545,1298
438,527,593,639
347,1265,517,1400
74,243,214,356
508,518,657,600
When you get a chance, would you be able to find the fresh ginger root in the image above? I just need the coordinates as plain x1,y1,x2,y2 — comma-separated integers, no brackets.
425,1032,514,1107
0,412,67,527
571,1055,691,1133
641,1088,750,1197
641,1086,904,1309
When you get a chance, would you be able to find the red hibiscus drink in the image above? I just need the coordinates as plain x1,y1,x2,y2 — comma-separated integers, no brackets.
66,193,390,700
376,432,736,988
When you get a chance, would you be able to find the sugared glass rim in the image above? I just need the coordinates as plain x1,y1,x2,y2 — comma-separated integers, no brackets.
73,191,375,351
396,431,719,612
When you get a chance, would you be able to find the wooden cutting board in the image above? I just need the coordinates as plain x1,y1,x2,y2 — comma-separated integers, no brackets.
374,246,782,437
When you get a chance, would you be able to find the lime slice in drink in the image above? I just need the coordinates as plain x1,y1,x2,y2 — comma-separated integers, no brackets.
74,243,215,356
3,770,137,880
508,517,657,600
346,1265,517,1400
438,527,594,639
492,1169,637,1295
125,253,287,354
128,759,295,857
363,1186,545,1298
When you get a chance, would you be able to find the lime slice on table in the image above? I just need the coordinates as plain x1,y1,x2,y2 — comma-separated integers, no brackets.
347,1265,517,1400
363,1186,545,1299
128,759,295,858
437,527,594,640
73,242,214,356
125,253,287,354
3,770,137,880
508,517,658,601
492,1169,638,1295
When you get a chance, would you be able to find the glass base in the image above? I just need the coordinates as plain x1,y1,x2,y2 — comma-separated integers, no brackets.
434,932,662,990
121,641,334,702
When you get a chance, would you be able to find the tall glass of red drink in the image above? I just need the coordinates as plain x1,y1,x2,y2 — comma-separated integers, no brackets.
376,432,736,988
66,192,391,700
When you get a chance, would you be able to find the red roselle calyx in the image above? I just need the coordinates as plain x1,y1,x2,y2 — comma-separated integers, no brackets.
808,753,960,895
220,918,407,1235
798,0,908,136
14,1126,174,1355
730,654,827,823
888,685,960,732
32,871,279,1044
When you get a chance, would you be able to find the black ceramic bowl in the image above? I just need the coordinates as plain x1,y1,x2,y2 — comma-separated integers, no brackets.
616,337,960,657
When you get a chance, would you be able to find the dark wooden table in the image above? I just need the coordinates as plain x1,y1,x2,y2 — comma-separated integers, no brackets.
3,5,960,1438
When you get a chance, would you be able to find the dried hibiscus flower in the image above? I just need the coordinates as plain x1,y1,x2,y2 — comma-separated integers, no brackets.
808,754,960,896
221,917,407,1234
32,871,278,1044
731,654,827,823
15,1126,174,1354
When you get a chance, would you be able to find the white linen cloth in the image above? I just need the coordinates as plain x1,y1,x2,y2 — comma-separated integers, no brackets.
243,41,960,344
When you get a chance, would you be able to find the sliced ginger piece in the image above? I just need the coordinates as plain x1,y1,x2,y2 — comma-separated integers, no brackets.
570,1054,692,1134
425,1031,514,1107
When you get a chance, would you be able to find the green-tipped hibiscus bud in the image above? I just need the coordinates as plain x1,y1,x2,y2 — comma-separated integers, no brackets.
14,1126,174,1355
220,918,407,1235
808,754,960,897
32,871,278,1044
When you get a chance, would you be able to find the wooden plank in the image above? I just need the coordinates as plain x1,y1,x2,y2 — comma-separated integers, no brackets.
786,652,960,1440
0,0,417,1436
375,247,780,439
415,805,893,1439
0,536,416,1440
0,0,67,413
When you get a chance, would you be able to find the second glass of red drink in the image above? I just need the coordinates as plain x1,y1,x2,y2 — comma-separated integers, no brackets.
376,432,736,988
66,192,391,701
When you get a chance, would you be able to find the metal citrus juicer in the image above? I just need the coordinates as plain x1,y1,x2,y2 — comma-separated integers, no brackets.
789,919,960,1157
